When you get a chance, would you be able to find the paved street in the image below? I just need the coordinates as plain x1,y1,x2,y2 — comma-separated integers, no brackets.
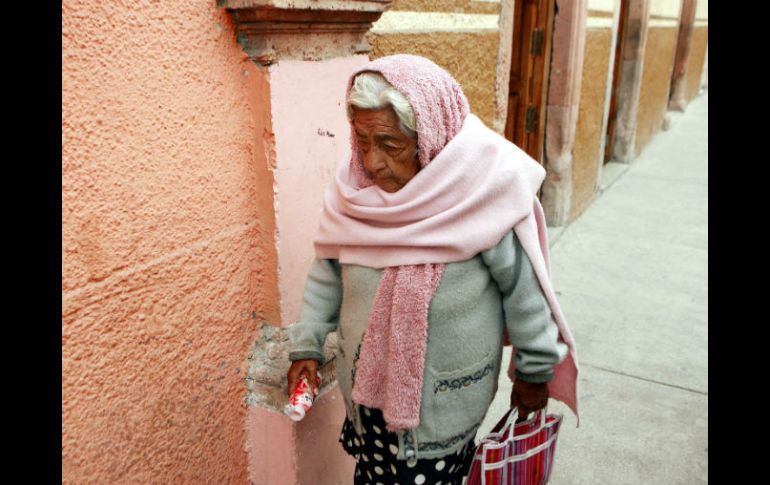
477,92,708,484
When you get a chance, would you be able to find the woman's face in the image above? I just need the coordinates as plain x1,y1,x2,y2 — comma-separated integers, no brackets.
352,107,419,193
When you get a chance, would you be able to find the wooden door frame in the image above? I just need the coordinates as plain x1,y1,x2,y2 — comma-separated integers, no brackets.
532,0,557,165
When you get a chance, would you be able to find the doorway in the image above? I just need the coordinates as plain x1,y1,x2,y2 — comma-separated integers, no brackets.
504,0,557,165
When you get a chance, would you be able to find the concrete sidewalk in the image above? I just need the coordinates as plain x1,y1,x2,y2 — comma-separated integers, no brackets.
477,92,708,484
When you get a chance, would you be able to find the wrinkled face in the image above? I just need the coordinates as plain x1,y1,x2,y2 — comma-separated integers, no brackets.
352,107,419,193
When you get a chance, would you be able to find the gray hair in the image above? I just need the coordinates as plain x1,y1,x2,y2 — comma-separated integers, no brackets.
346,72,417,140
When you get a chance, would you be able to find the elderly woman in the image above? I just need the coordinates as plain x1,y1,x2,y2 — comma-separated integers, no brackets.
287,54,578,485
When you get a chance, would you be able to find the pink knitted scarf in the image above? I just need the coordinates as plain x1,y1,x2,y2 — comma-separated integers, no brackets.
314,55,579,432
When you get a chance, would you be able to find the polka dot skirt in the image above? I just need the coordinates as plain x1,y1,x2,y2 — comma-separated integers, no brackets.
339,405,477,485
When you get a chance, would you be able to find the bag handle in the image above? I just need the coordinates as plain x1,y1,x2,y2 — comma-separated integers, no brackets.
491,407,547,436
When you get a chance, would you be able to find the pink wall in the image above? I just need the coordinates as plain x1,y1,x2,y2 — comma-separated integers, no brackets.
247,387,356,485
62,1,279,483
269,57,369,327
246,56,369,485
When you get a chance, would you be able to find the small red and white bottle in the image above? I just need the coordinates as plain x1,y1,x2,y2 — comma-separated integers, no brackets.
284,372,322,422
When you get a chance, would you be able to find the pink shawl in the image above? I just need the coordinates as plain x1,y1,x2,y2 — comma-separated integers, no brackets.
314,54,579,431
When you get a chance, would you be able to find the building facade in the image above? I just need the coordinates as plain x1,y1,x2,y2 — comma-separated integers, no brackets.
62,0,707,483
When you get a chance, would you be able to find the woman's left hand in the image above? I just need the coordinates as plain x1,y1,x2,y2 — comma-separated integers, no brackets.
510,379,549,420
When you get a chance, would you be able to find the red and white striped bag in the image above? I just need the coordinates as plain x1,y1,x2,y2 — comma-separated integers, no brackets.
466,407,563,485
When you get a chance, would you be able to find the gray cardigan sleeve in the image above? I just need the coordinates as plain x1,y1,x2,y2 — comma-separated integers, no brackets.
287,258,343,365
481,231,568,384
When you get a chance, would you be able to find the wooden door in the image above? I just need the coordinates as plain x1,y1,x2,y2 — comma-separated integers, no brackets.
504,0,557,164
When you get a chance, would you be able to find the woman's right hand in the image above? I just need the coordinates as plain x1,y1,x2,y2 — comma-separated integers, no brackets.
287,359,320,398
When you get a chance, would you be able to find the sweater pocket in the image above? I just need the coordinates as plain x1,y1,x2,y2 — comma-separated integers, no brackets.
425,347,498,442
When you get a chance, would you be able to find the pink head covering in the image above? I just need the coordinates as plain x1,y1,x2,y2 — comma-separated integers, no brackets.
345,54,470,189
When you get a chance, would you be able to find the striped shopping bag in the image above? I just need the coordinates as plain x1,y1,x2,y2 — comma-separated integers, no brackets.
466,406,563,485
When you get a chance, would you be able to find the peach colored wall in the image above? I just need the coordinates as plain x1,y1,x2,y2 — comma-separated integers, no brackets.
62,1,279,483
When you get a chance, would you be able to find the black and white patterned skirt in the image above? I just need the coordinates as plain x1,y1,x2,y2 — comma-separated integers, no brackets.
339,404,477,485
